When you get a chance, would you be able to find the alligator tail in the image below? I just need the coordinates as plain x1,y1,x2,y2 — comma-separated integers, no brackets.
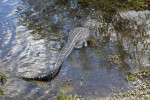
22,31,76,82
22,64,62,82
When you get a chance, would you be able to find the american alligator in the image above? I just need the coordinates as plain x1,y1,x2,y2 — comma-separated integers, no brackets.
22,26,91,82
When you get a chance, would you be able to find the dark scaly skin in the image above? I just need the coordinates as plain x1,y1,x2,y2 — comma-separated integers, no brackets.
22,27,90,82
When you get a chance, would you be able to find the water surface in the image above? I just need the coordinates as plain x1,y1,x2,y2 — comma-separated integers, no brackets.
0,0,150,99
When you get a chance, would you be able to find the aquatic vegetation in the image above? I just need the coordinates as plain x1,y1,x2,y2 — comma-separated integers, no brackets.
125,71,137,81
111,70,150,99
59,85,74,94
127,0,148,10
122,79,150,99
67,79,72,85
0,88,4,96
57,94,79,100
81,76,84,80
136,70,150,79
84,72,88,75
109,54,122,66
1,73,7,84
0,63,7,84
78,0,149,11
87,39,97,47
125,70,150,81
80,81,83,87
125,74,136,81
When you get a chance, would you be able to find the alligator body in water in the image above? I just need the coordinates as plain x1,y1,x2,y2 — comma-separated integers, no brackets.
22,27,90,81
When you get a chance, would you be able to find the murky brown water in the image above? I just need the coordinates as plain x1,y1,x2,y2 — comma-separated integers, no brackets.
0,0,150,99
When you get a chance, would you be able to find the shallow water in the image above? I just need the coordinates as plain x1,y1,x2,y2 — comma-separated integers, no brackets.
0,0,150,99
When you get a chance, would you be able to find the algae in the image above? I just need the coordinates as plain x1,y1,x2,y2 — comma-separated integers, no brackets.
109,54,122,66
78,0,149,11
125,70,150,81
0,88,4,96
59,85,74,95
57,94,79,100
87,39,97,47
125,74,136,81
1,73,7,85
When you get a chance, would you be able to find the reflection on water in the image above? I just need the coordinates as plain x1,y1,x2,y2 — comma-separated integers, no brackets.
0,0,150,99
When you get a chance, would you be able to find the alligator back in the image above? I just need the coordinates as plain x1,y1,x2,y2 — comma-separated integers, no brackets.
22,27,90,82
